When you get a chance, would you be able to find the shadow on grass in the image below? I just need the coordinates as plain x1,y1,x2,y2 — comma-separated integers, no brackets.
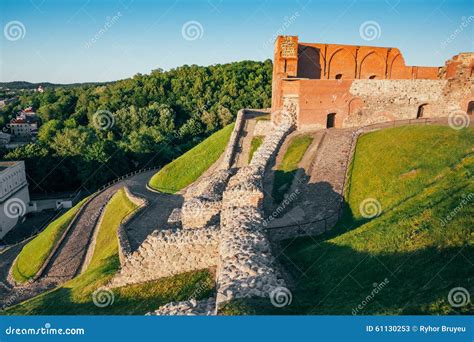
272,170,297,204
220,244,474,316
4,268,215,316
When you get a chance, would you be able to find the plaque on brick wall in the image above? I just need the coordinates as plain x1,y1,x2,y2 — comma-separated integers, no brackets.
280,37,297,59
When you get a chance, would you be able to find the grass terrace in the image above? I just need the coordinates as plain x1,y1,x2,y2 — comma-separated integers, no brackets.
222,125,474,315
272,135,313,203
11,197,89,284
148,124,234,193
5,188,214,315
248,136,264,163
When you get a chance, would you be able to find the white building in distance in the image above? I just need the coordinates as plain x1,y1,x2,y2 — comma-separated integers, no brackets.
0,161,31,239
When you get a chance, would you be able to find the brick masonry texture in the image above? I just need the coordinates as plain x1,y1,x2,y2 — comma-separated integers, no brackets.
272,36,474,130
105,38,472,314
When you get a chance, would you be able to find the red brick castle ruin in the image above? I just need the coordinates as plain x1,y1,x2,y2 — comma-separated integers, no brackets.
271,36,474,129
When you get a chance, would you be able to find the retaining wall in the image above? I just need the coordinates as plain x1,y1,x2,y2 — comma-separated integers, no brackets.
109,225,220,288
215,100,295,307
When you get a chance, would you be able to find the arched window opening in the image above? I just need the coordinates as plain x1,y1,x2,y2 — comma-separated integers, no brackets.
467,101,474,115
417,104,427,119
326,113,336,128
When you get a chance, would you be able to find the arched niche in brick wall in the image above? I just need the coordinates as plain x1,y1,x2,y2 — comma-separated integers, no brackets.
417,103,427,118
389,54,411,79
468,101,474,115
359,51,386,79
328,48,356,79
297,45,322,79
326,113,336,128
348,97,364,116
460,96,474,116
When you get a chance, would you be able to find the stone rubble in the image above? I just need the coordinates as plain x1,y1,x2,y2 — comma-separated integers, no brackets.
181,169,232,229
346,79,472,127
147,297,216,316
109,104,296,314
215,100,295,307
108,225,220,288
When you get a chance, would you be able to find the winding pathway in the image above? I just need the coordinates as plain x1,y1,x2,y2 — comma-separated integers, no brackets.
0,170,181,309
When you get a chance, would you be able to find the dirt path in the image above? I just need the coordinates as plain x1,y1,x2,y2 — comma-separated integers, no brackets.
234,118,257,167
264,118,467,233
40,185,121,282
262,130,327,220
0,170,181,309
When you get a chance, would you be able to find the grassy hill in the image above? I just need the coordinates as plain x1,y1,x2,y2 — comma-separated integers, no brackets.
272,135,313,203
248,136,264,163
148,123,234,193
11,197,89,284
5,189,214,315
222,125,474,315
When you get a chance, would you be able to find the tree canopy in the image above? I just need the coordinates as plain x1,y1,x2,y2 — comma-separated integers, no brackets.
0,60,273,193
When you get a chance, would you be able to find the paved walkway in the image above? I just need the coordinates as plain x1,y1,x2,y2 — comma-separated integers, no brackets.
234,118,257,167
40,185,121,282
1,117,469,309
120,171,183,251
0,170,182,309
264,118,468,232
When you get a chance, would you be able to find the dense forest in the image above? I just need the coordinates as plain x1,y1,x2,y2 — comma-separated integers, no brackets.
0,60,273,193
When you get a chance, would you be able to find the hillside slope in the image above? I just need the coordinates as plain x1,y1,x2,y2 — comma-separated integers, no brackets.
223,125,474,315
148,123,234,193
5,189,214,315
12,197,89,283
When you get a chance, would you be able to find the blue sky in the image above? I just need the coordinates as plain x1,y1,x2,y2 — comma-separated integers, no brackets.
1,0,472,83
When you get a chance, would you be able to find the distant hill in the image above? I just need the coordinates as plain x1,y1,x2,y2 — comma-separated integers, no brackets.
0,81,110,89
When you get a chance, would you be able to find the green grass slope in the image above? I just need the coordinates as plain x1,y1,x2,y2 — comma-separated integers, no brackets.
248,136,264,163
272,134,313,203
12,197,89,284
148,124,235,193
5,188,214,315
222,125,474,315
